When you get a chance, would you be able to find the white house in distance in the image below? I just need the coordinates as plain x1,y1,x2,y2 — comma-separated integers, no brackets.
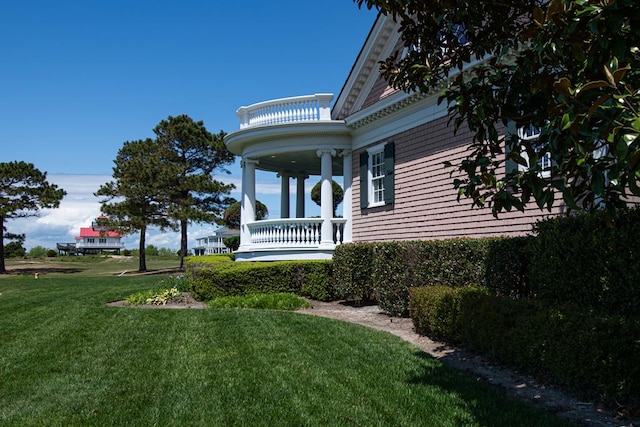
192,227,239,255
225,12,568,262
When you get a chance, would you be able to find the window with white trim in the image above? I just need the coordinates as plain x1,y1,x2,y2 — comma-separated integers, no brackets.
360,142,394,209
517,124,551,178
370,148,385,205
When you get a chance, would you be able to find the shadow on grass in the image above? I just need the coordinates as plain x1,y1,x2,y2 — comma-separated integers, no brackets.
405,351,572,427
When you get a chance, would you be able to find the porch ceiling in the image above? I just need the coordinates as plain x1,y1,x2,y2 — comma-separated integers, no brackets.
225,121,351,176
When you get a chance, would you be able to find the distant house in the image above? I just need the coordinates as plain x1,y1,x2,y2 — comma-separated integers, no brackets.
57,216,125,255
192,227,239,255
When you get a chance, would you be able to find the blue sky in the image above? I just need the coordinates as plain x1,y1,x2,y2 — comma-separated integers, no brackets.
0,1,378,250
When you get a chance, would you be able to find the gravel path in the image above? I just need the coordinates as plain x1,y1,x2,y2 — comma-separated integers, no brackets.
296,300,637,427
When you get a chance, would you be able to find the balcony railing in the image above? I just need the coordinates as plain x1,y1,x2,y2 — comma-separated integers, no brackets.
246,218,347,248
236,94,333,130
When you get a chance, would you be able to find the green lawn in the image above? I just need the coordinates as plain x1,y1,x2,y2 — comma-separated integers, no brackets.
0,266,571,426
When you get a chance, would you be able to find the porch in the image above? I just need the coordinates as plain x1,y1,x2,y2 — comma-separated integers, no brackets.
225,94,353,261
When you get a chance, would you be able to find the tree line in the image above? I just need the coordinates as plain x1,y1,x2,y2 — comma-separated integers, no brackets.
0,114,235,274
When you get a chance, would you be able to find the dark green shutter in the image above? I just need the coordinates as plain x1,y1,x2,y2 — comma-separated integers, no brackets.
383,142,395,204
359,151,368,208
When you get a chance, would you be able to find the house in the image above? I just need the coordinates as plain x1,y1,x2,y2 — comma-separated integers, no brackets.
57,216,125,255
224,13,564,262
192,227,239,255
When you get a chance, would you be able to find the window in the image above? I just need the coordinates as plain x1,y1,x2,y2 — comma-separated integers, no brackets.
515,124,551,178
359,142,394,208
87,238,95,244
370,150,385,205
99,238,107,244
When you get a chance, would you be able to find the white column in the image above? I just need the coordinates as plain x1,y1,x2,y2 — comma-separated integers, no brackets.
278,172,290,219
317,149,336,247
341,150,353,243
295,174,308,218
239,158,258,250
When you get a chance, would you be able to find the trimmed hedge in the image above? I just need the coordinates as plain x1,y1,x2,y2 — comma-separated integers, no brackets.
331,243,375,302
334,239,514,317
530,208,640,315
409,285,489,341
187,259,334,302
410,286,640,406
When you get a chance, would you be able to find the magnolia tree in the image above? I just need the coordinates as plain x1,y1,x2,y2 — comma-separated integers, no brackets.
356,0,639,218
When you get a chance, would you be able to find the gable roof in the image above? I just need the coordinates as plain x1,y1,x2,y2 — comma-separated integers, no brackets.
332,13,403,121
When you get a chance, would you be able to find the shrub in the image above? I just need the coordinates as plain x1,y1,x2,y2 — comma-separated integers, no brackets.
409,285,488,341
454,294,640,406
530,208,640,315
46,249,57,258
122,249,132,256
484,236,533,298
188,260,334,302
373,239,490,316
332,243,375,303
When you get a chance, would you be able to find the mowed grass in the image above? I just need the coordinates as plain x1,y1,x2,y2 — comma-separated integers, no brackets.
0,269,571,426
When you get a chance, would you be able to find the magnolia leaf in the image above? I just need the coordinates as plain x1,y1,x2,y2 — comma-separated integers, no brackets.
578,80,610,93
604,65,616,87
554,78,573,96
507,151,529,167
613,64,630,84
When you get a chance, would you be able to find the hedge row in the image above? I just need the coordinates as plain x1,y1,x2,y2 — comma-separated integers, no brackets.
334,238,524,316
409,286,640,406
186,258,334,302
530,209,640,315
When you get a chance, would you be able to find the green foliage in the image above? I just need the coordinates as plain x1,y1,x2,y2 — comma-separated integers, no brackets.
95,138,176,272
27,246,49,258
529,208,640,316
122,249,132,256
4,241,26,258
153,115,236,268
484,236,533,299
125,275,186,305
223,235,240,251
0,161,66,272
310,179,344,216
409,286,489,341
332,243,376,302
188,260,334,302
208,292,310,310
145,245,159,256
46,249,57,258
356,0,640,217
219,200,268,228
457,295,640,406
372,239,491,317
409,286,640,405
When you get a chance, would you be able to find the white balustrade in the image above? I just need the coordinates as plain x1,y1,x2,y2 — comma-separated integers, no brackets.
237,94,334,129
246,218,347,248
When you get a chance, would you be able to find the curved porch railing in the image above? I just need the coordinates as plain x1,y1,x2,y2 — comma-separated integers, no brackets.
246,218,347,248
236,94,334,129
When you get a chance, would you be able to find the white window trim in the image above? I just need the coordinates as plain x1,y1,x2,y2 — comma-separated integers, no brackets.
517,125,551,178
367,143,387,208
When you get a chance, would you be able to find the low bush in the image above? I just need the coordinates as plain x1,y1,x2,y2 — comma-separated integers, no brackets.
409,285,489,341
188,260,334,302
410,287,640,406
208,293,311,310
